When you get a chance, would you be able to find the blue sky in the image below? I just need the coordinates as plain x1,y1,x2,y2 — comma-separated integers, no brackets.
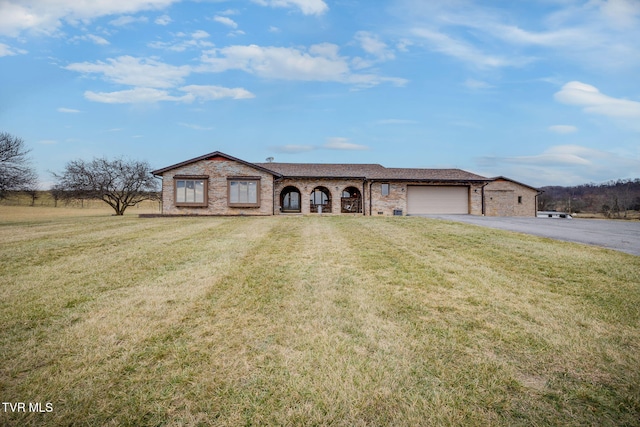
1,0,639,188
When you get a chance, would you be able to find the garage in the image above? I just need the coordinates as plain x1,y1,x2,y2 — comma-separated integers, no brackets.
407,186,469,214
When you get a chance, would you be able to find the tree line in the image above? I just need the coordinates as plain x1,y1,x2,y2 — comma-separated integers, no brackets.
1,131,158,215
538,179,640,218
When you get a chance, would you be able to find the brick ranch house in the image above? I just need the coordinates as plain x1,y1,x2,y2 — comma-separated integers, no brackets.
151,151,540,217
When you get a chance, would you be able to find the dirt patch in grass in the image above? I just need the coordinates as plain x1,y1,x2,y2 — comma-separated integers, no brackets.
1,210,638,426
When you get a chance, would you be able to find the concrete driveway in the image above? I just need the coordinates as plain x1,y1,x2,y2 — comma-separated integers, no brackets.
422,215,640,256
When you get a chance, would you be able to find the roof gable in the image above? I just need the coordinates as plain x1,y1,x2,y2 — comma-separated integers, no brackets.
152,151,282,177
491,176,540,192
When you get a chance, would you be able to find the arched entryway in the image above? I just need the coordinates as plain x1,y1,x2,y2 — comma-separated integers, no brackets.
280,186,301,213
310,186,331,213
341,186,362,213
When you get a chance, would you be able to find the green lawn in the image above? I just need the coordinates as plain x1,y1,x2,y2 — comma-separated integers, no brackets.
1,206,639,426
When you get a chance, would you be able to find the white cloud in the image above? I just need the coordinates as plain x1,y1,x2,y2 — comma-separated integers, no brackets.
554,81,640,119
200,43,350,81
199,43,405,87
323,137,369,151
600,0,640,29
66,56,191,88
411,28,531,68
398,0,640,72
251,0,328,16
57,107,81,113
148,32,213,51
83,85,254,104
87,34,110,45
548,125,578,134
178,122,214,130
354,31,395,62
192,30,210,39
37,140,57,145
84,87,187,104
180,85,255,100
476,144,640,186
271,138,369,153
0,42,27,56
0,0,177,36
155,14,172,25
213,16,238,28
109,15,148,26
69,34,110,45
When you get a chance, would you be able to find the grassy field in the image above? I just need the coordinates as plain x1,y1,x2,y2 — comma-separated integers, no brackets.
1,206,639,426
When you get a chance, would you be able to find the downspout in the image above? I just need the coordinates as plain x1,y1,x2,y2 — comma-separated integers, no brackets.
535,190,542,217
369,180,374,216
362,179,366,216
481,182,489,216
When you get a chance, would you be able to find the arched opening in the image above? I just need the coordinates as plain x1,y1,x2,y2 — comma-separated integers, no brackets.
341,186,362,213
310,186,331,213
280,186,301,213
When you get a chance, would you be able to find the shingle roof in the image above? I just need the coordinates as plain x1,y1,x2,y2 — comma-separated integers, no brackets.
255,163,488,181
378,168,489,181
153,151,490,182
253,162,387,178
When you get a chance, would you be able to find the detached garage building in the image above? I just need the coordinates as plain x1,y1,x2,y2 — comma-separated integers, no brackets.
152,151,539,217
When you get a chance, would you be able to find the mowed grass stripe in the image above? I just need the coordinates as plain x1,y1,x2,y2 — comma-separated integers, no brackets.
0,217,241,335
332,216,640,425
141,216,431,426
1,212,639,426
1,217,277,422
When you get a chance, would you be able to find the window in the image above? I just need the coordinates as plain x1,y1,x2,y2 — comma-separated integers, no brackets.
174,176,207,207
381,183,390,196
518,196,522,204
228,177,260,207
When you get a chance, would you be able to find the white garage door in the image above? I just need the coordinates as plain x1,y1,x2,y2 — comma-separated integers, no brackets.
407,186,469,214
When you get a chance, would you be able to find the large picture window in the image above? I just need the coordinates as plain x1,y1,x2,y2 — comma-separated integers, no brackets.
174,176,208,207
228,177,260,207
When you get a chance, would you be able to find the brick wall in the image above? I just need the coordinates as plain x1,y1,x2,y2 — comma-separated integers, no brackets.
160,158,274,215
369,182,485,216
274,178,367,214
484,179,538,216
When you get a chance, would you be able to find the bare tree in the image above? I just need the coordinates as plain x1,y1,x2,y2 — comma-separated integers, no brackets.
53,157,158,215
0,132,38,199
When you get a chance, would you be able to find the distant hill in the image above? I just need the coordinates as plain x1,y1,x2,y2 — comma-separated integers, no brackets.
538,179,640,217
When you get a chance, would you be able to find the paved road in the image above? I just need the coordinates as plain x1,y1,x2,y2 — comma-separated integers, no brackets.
422,215,640,256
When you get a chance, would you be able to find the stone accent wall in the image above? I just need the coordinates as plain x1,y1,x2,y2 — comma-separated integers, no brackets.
485,179,538,217
160,158,274,215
